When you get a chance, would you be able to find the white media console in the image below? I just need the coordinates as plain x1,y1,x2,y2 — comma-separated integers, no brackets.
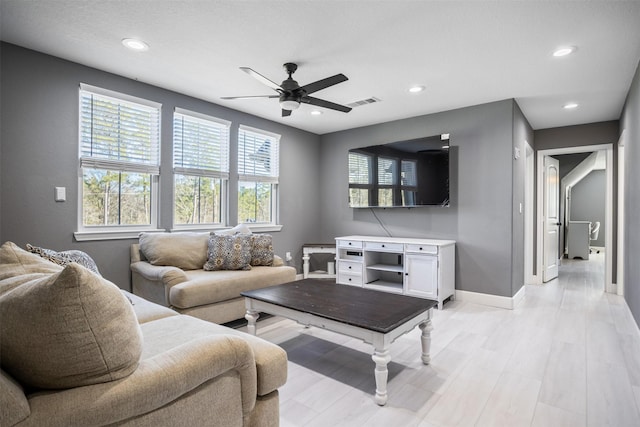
335,235,456,309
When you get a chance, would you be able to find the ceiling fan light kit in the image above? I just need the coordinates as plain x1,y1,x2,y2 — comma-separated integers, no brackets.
222,62,352,117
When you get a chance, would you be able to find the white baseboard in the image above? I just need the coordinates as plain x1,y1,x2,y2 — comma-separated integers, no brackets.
295,273,304,281
455,285,526,310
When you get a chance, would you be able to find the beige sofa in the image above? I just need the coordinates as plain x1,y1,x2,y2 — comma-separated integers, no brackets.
0,242,287,427
130,231,297,324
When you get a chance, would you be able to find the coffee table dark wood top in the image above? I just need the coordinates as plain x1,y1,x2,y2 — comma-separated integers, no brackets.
241,279,437,334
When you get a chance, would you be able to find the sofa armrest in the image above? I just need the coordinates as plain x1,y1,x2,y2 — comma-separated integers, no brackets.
1,369,30,426
22,335,258,427
130,261,188,288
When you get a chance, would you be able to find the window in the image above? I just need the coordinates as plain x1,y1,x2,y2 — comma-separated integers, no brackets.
173,109,230,227
77,84,161,238
348,151,373,207
237,125,280,225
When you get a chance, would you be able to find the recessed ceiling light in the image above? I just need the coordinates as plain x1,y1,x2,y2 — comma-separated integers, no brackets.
563,102,579,110
409,85,425,93
553,46,576,57
122,38,149,51
311,110,323,116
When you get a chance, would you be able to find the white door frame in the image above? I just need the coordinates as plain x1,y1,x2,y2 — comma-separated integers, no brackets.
617,131,626,296
524,142,535,285
535,144,614,291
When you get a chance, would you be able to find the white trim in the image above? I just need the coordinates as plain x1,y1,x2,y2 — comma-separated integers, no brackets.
238,124,282,141
536,144,614,292
174,107,232,128
74,228,165,241
79,83,162,109
454,286,526,310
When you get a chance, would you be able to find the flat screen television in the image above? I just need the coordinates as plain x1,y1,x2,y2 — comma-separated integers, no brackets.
348,134,450,208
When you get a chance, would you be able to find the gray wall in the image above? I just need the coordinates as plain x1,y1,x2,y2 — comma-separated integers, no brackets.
620,58,640,327
318,99,527,298
535,121,620,150
570,170,606,247
0,43,322,289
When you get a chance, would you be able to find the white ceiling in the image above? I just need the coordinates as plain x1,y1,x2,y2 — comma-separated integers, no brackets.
2,0,640,135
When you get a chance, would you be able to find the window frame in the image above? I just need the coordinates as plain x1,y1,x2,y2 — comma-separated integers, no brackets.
237,124,282,231
74,84,163,241
172,108,231,230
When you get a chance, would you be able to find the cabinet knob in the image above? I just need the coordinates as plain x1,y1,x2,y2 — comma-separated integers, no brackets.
419,247,423,250
348,266,352,269
405,273,409,276
348,278,352,281
348,242,352,245
382,244,385,247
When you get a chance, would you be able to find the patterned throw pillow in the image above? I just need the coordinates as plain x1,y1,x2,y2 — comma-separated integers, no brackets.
26,244,101,276
250,234,274,266
203,234,252,271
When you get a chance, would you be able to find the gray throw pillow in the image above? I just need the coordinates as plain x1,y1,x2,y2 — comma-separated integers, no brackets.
203,234,252,271
26,243,101,276
250,234,274,266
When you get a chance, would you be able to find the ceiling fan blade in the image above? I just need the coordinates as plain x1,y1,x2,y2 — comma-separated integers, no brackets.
302,96,352,113
220,95,279,100
240,67,283,91
282,109,292,117
300,74,348,95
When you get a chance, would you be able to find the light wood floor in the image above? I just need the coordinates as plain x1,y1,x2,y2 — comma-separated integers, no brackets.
243,253,640,426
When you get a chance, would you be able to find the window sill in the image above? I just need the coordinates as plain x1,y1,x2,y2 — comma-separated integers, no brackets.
74,229,166,242
170,224,284,233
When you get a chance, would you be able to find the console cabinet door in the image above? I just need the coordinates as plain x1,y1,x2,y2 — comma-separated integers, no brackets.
405,253,438,300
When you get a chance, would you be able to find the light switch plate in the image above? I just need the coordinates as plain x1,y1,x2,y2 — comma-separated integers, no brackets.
55,186,66,202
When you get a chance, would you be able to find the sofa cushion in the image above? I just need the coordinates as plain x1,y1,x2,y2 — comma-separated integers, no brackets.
215,223,252,236
0,257,143,389
204,234,252,271
139,232,209,270
26,243,101,275
250,234,274,266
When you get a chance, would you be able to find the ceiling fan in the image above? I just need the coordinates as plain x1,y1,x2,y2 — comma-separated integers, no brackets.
221,63,352,117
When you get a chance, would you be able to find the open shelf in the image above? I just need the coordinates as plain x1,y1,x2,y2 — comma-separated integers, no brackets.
364,280,403,294
367,263,403,273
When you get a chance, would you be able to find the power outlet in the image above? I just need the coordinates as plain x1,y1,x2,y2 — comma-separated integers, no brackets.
285,252,292,262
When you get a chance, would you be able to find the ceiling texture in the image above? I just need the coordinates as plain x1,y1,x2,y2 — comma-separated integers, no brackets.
2,0,640,135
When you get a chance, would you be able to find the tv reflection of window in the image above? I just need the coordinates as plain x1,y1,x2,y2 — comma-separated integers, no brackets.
377,157,396,207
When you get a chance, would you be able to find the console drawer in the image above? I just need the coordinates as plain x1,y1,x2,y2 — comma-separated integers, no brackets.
338,273,363,286
405,244,438,254
364,241,403,252
337,239,363,249
338,260,362,274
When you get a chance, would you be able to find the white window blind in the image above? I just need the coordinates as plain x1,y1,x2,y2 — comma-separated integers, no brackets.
378,157,397,185
79,84,160,174
238,126,280,183
348,152,372,184
173,109,230,178
401,160,418,186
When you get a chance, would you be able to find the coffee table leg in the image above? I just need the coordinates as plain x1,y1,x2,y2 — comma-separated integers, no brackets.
372,348,391,406
245,309,259,336
419,318,433,365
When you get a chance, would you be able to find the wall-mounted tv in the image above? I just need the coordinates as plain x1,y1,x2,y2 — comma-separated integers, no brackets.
348,134,450,208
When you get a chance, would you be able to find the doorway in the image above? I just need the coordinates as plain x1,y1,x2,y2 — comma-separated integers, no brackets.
535,144,614,292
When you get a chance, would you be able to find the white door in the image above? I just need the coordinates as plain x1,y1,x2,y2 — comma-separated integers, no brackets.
405,254,438,299
543,156,560,282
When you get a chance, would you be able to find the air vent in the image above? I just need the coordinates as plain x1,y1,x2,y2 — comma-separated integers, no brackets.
346,97,381,108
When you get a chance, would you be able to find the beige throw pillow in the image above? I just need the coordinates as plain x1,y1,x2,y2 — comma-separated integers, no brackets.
139,232,209,270
0,261,143,390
